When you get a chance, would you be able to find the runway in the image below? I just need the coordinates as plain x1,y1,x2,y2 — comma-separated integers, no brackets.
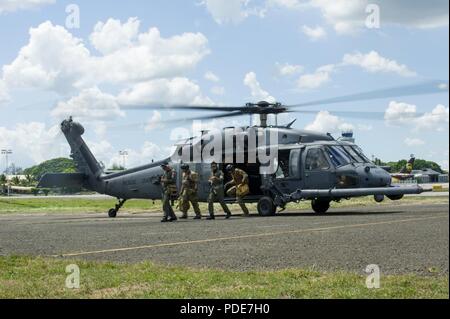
0,203,448,275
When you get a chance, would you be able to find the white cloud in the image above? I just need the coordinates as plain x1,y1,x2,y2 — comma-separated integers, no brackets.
211,86,225,95
414,104,449,131
0,0,54,14
385,101,449,131
0,80,10,104
267,0,307,10
296,51,414,91
90,17,140,55
145,111,164,132
301,25,327,41
204,71,220,82
404,138,425,146
2,20,210,93
305,111,354,133
310,0,449,34
51,87,125,122
275,62,304,76
201,0,249,24
244,72,276,103
107,141,164,169
0,122,68,165
297,64,335,90
117,77,213,107
342,51,416,77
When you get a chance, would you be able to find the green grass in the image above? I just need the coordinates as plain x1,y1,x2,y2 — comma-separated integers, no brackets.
0,256,447,299
0,195,447,214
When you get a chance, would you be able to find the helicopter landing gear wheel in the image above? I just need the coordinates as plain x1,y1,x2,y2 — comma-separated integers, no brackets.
108,198,127,218
311,199,330,214
108,208,117,218
257,197,277,217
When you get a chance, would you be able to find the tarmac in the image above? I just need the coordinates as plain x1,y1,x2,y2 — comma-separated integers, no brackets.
0,202,448,275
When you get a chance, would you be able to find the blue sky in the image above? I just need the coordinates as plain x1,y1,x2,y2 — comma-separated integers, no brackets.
0,0,448,171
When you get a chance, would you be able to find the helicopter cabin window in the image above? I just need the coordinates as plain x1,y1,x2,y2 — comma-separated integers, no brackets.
305,148,330,171
342,145,369,163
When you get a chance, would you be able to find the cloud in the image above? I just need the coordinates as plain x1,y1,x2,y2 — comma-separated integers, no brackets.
117,77,213,107
201,0,266,24
342,51,416,77
310,0,449,34
0,80,10,104
266,0,308,10
305,111,354,133
244,72,276,103
385,101,449,131
90,17,140,55
0,122,68,165
404,137,425,146
51,87,125,122
296,51,415,90
204,71,220,82
145,111,164,132
106,141,165,169
297,64,335,90
0,0,55,14
211,86,225,95
275,62,304,76
301,25,327,41
2,20,210,94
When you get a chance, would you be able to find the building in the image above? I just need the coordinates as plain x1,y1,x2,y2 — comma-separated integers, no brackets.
412,169,442,183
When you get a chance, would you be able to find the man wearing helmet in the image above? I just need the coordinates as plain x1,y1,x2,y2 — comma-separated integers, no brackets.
159,163,178,223
207,162,232,220
225,164,250,216
179,164,202,220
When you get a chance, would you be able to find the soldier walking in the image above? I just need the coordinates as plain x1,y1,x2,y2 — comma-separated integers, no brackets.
207,162,232,220
225,165,250,216
159,163,178,223
179,164,202,220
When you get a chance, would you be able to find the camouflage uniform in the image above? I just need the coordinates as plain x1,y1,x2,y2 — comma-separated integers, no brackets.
208,167,231,219
160,167,178,221
179,169,202,219
226,168,250,216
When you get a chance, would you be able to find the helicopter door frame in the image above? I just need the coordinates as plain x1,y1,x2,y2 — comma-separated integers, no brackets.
302,146,335,189
272,148,305,194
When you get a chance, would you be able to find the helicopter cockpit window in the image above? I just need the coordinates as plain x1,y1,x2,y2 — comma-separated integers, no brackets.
326,146,351,167
343,146,367,163
305,148,330,171
353,146,372,163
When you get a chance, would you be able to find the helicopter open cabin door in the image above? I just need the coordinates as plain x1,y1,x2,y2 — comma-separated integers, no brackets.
272,148,304,193
303,146,334,189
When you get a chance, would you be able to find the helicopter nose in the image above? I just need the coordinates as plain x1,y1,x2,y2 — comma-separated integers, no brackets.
358,165,391,187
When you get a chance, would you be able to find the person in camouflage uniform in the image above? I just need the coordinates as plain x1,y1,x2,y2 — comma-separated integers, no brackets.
159,163,178,223
225,165,250,216
179,164,202,220
207,162,232,220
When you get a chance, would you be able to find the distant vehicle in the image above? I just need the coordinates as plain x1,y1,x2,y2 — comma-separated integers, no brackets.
390,156,416,182
38,81,447,218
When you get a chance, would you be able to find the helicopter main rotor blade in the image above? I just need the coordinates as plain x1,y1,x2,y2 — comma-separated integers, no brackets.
108,111,247,130
287,80,448,109
289,109,444,121
121,104,247,112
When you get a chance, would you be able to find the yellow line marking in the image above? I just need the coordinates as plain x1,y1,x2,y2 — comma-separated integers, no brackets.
53,215,448,258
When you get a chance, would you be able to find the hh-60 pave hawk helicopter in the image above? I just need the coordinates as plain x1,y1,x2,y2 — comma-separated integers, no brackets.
39,81,448,217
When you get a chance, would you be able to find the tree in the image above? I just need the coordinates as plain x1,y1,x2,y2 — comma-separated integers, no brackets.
108,163,125,171
0,174,6,185
23,158,77,181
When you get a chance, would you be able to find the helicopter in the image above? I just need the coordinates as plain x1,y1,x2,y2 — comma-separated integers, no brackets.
38,81,448,218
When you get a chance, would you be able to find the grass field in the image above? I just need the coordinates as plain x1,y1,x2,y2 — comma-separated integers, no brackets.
0,195,448,214
0,256,447,299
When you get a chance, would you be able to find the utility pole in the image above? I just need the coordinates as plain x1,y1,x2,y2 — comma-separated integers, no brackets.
1,149,12,196
119,150,128,170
